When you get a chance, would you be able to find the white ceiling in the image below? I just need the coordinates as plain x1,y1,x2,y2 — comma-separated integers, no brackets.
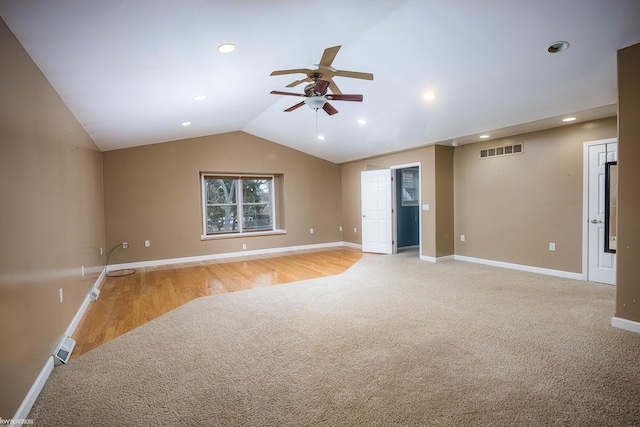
2,1,639,163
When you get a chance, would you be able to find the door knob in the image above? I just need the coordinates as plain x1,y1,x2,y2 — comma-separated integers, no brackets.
591,219,603,224
362,215,367,218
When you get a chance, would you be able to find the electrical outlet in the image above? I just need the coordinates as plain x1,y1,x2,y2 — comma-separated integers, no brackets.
59,288,63,303
460,235,465,242
310,228,314,234
339,226,343,232
122,242,128,249
144,240,150,247
242,244,247,250
354,227,357,233
549,242,556,251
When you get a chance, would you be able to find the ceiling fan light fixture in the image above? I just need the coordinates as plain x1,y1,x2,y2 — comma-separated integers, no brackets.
304,96,327,110
547,41,570,54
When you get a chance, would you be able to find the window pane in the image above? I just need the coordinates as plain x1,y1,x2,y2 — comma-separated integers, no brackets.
206,178,237,204
243,204,272,230
243,179,271,204
206,205,238,234
242,179,272,231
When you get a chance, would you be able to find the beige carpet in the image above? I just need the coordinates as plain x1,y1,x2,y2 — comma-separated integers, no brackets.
29,252,640,426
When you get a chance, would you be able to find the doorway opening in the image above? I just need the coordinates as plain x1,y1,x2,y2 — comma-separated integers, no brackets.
392,163,421,257
393,166,420,255
360,162,422,256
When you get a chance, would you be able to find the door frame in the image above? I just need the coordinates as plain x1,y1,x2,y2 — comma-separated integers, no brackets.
582,137,617,282
390,162,422,255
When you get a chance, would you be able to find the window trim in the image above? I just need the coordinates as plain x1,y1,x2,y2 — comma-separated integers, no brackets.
201,173,282,239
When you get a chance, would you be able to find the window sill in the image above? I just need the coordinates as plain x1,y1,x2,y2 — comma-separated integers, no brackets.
200,229,287,241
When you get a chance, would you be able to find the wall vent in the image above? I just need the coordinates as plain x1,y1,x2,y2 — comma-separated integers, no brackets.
480,143,523,159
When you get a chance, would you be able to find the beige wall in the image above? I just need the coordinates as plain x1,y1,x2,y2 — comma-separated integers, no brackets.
616,42,640,322
454,117,617,272
435,146,455,257
102,132,342,264
0,18,106,418
340,145,454,259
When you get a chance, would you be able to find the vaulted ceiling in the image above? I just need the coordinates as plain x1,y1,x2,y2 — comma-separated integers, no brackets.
2,1,639,163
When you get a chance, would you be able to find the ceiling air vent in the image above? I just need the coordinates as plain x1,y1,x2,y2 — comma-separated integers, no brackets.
480,143,523,159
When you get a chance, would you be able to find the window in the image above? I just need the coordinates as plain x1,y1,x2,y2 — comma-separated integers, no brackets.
401,169,419,206
202,174,276,236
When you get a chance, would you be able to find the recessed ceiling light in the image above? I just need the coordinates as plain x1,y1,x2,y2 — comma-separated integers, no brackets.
218,43,236,53
547,41,570,54
480,134,490,139
182,121,191,126
562,117,576,122
317,135,325,140
194,95,206,101
423,92,436,100
357,119,367,125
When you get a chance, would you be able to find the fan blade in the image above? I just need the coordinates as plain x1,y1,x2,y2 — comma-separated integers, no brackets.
325,94,363,102
314,80,330,95
270,90,306,97
319,46,341,67
323,102,339,116
328,80,343,95
284,101,305,112
270,68,312,76
286,78,312,88
334,70,374,80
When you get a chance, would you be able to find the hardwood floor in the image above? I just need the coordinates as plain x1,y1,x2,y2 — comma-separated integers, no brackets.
71,247,368,359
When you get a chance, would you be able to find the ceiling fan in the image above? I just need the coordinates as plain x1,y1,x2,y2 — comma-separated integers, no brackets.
270,45,373,115
270,45,374,95
270,79,363,116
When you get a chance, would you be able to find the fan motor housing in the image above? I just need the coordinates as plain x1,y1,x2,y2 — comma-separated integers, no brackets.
304,83,325,97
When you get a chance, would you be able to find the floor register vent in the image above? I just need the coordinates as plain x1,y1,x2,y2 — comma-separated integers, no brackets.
480,143,523,159
53,335,76,365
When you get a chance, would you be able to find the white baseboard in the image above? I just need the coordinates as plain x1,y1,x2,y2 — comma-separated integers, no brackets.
420,254,455,263
454,255,583,280
108,241,356,271
64,267,106,337
14,267,106,421
612,317,640,334
342,241,362,250
13,356,54,420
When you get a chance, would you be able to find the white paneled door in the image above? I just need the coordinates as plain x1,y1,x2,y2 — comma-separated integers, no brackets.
361,169,392,254
587,142,617,285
